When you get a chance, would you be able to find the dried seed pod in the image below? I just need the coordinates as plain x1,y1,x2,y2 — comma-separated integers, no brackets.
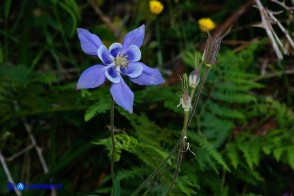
202,26,232,65
177,74,191,112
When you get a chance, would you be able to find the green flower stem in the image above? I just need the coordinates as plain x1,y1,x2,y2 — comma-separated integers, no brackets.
156,22,163,69
165,110,189,195
165,65,211,194
110,98,116,195
190,87,196,103
133,65,211,195
187,65,211,127
131,135,186,196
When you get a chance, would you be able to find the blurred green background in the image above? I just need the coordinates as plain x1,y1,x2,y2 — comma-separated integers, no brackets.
0,0,293,195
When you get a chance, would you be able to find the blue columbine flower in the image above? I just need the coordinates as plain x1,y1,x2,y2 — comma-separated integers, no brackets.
76,25,165,113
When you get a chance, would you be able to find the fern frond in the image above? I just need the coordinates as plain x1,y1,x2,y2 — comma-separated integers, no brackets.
201,112,233,131
234,163,263,185
134,143,170,168
84,100,110,121
287,147,294,169
175,175,198,195
273,146,284,161
195,146,218,172
206,100,245,120
211,90,257,103
116,167,145,181
191,133,230,171
226,143,239,169
93,134,138,162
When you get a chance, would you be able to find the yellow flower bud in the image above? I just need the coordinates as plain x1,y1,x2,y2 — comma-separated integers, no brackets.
149,0,164,15
198,18,216,32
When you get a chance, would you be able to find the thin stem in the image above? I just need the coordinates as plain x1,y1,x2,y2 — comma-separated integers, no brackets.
53,6,74,68
270,0,294,11
156,22,163,69
165,111,188,195
4,0,12,63
0,152,21,196
88,0,117,35
133,65,211,195
13,101,49,174
131,136,185,196
221,169,227,192
189,87,196,103
12,101,56,195
187,65,211,127
110,98,116,195
5,144,34,162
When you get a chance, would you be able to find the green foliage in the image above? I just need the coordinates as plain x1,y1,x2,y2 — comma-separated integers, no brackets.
94,133,138,162
226,129,294,170
175,174,198,195
190,132,230,172
178,41,294,195
84,99,110,121
1,0,294,195
90,42,294,195
17,38,293,195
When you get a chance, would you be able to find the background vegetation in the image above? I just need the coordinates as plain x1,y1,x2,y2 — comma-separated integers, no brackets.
0,0,293,195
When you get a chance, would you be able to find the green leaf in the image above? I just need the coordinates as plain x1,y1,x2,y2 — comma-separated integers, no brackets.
287,147,294,169
84,100,110,121
226,143,239,169
273,147,284,161
191,133,230,171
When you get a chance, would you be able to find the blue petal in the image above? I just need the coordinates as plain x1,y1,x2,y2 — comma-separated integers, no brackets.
76,65,107,89
121,25,145,53
98,45,113,65
110,78,134,113
130,63,165,85
105,67,120,83
121,62,143,78
77,28,102,56
109,43,122,58
124,45,141,62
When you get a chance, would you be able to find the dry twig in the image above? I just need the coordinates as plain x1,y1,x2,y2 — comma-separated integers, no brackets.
0,101,57,196
254,0,294,59
87,0,129,38
0,152,21,196
270,0,294,11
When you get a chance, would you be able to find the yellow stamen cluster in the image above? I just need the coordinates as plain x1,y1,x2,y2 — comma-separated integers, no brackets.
113,53,128,70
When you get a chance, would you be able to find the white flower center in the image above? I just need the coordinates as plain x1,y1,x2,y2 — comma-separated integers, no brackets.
113,53,128,71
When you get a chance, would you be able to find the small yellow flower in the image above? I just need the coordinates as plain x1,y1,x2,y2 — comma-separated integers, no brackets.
149,0,164,15
198,18,216,32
